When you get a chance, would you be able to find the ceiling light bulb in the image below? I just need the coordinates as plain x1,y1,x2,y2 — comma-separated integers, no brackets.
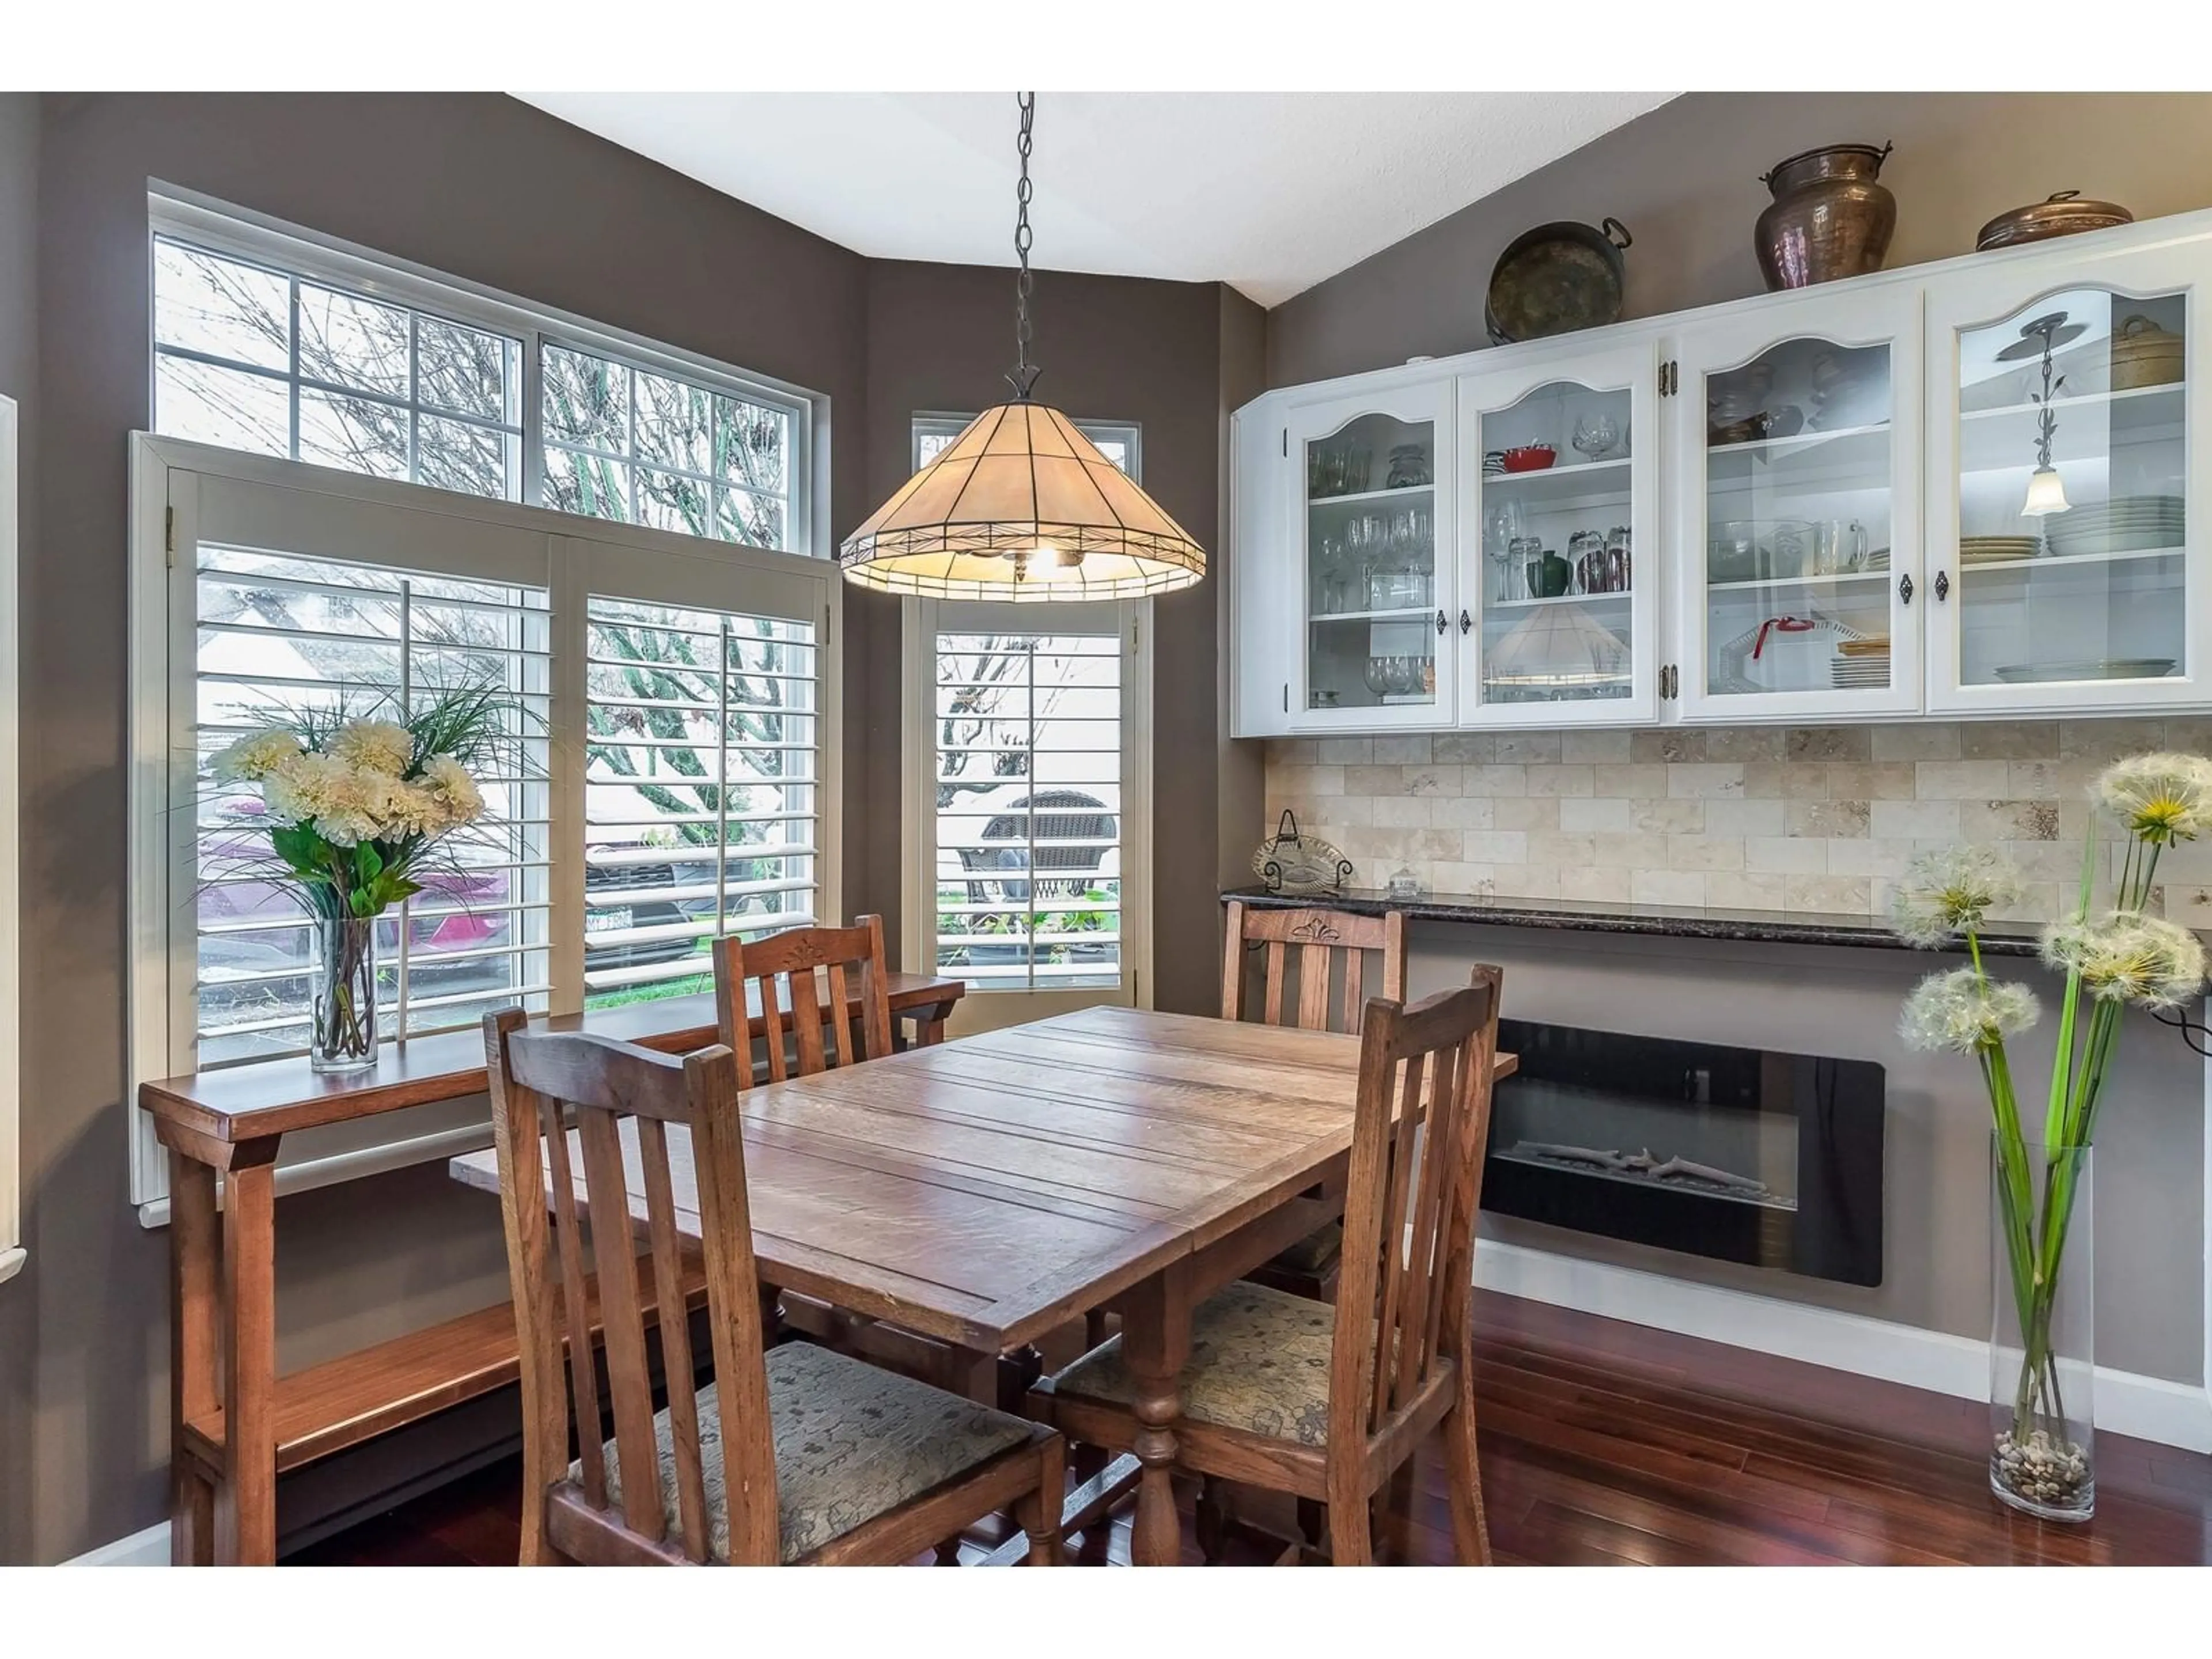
2021,465,2070,517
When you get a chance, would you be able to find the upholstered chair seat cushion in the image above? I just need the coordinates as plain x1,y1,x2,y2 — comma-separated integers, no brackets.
577,1339,1034,1562
1268,1219,1344,1277
1050,1281,1342,1448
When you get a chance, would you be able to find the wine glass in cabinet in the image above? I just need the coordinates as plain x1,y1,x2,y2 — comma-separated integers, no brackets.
1283,382,1455,728
1457,344,1658,726
1672,288,1924,721
1924,244,2207,714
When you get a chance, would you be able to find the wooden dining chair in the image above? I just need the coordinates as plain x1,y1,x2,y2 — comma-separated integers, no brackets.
483,1011,1065,1566
1029,967,1504,1566
713,918,972,1373
1224,898,1407,1305
713,914,895,1085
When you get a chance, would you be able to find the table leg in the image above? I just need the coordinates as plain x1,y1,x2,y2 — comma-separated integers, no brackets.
169,1153,219,1567
1117,1270,1191,1567
907,999,957,1048
216,1159,278,1565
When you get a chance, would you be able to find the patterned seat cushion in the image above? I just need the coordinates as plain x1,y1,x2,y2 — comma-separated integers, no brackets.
1051,1281,1340,1448
1267,1219,1343,1278
576,1339,1034,1563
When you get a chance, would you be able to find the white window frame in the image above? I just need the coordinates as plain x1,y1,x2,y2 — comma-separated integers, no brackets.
902,597,1152,1027
0,394,20,1284
911,410,1141,478
127,434,842,1222
148,186,826,559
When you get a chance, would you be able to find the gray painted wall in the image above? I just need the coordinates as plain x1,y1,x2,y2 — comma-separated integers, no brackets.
1268,92,2212,388
6,92,1251,1562
1409,924,2205,1385
0,89,40,1570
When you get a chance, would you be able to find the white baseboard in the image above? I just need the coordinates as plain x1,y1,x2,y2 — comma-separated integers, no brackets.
65,1521,170,1566
1475,1237,2212,1455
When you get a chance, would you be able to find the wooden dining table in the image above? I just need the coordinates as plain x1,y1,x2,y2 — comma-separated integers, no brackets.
449,1002,1516,1565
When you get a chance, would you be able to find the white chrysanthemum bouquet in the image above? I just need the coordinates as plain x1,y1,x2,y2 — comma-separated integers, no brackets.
207,685,513,1069
1892,750,2211,1516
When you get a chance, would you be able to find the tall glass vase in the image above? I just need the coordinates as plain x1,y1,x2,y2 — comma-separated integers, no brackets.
1989,1137,2093,1521
310,913,380,1074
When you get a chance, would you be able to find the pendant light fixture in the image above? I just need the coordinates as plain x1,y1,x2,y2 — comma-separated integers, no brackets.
1996,310,2084,518
839,94,1207,601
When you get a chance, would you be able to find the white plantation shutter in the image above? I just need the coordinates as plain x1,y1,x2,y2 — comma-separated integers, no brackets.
931,630,1123,990
192,545,552,1064
582,596,819,1005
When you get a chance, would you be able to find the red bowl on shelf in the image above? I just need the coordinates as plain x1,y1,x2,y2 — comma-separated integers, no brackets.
1499,445,1557,473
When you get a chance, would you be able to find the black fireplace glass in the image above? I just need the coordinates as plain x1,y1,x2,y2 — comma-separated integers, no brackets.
1483,1018,1884,1286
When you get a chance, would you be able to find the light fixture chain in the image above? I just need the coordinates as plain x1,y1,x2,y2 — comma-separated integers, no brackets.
1009,90,1041,400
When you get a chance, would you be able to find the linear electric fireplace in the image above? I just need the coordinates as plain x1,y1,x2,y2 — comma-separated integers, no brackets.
1483,1018,1885,1286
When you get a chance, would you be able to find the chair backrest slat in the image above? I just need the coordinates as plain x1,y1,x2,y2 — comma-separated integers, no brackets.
635,1114,709,1560
1223,899,1406,1037
485,1013,780,1565
714,916,892,1089
1328,967,1503,1460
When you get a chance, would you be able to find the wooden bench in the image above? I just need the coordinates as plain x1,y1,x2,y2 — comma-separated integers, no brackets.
141,978,966,1566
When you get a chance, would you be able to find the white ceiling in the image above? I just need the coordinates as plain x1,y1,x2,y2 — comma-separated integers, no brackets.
511,92,1677,308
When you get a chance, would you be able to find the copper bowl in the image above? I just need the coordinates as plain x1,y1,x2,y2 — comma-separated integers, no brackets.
1976,191,2133,252
1499,445,1556,473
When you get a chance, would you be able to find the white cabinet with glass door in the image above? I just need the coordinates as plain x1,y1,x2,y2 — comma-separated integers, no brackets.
1923,241,2209,714
1283,383,1455,729
1457,342,1660,725
1671,287,1924,722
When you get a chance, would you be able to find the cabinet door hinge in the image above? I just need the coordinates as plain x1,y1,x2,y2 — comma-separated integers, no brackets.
164,505,176,565
1658,361,1680,397
1282,429,1289,457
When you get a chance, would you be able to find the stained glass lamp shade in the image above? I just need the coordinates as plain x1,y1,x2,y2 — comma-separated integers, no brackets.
838,402,1206,601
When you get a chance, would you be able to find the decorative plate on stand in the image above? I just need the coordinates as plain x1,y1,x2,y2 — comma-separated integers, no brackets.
1251,809,1354,896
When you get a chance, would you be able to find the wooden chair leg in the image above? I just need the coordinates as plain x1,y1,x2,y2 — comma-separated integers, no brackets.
1084,1308,1109,1350
1324,1491,1373,1566
933,1536,963,1565
1442,1384,1493,1566
1016,1435,1066,1564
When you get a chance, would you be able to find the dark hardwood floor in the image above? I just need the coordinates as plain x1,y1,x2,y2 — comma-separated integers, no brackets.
289,1290,2212,1566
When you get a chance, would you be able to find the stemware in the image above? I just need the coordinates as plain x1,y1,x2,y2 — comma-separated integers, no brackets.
1363,657,1391,698
1572,411,1623,462
1485,497,1526,603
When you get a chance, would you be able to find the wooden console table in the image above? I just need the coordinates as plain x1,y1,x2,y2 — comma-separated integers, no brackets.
138,975,966,1566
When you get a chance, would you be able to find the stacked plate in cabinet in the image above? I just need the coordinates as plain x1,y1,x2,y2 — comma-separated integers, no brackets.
2045,495,2185,558
1831,635,1889,690
1959,535,2042,566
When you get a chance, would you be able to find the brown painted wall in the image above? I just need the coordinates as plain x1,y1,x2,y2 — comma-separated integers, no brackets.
7,93,1247,1562
1268,92,2212,387
18,92,872,1564
856,260,1230,1014
0,90,40,1569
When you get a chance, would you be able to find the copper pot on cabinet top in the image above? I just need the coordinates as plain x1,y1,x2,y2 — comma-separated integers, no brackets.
1755,142,1897,290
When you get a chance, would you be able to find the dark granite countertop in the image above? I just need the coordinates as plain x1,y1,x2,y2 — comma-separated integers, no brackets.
1221,885,2046,957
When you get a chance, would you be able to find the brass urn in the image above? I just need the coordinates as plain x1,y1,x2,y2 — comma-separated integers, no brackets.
1755,142,1897,290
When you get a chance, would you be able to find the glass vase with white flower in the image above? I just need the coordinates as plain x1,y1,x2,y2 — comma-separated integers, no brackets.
207,685,512,1073
1892,753,2212,1521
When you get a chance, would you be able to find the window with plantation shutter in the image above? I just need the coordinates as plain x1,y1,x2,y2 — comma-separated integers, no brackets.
582,597,820,1006
192,546,553,1065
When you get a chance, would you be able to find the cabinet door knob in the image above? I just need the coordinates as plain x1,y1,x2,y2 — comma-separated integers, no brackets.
1459,608,1473,635
1899,573,1914,606
1435,608,1448,635
1934,570,1950,602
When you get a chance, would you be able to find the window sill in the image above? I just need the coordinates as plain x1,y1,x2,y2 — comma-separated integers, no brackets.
0,1246,24,1287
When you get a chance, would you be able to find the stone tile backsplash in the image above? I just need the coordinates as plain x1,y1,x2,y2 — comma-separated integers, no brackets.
1261,720,2212,928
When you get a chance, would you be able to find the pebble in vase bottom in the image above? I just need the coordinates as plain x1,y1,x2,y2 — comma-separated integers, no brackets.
1991,1427,2093,1522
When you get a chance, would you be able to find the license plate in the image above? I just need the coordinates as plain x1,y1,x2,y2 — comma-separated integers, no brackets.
585,906,632,935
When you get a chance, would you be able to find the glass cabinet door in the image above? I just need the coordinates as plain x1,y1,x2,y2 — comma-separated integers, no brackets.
1286,385,1452,726
1928,253,2203,712
1675,289,1923,720
1460,344,1657,725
